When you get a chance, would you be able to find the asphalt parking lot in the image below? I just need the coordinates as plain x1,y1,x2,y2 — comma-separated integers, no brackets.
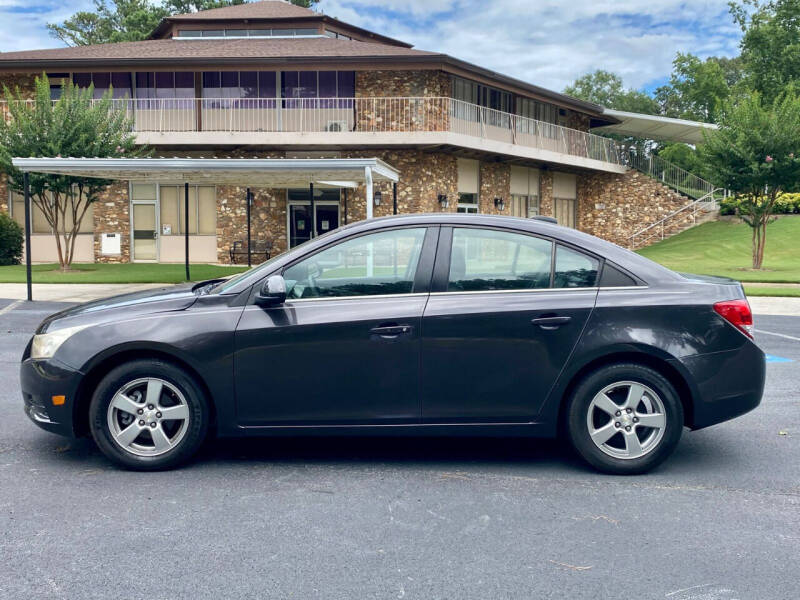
0,299,798,600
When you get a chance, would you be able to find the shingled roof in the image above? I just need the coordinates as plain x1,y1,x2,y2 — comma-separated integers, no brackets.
0,37,438,66
168,0,317,20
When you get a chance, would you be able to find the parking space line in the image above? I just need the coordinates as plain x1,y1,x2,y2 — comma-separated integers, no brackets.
0,300,22,316
756,329,800,343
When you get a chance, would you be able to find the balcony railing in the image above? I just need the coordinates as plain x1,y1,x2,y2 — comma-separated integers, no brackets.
0,96,624,166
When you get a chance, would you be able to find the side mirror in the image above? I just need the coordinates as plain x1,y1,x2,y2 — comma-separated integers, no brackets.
255,275,287,306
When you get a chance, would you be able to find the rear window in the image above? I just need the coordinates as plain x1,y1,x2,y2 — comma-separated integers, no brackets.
599,263,638,287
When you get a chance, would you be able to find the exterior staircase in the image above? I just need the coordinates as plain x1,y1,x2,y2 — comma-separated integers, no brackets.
625,150,723,249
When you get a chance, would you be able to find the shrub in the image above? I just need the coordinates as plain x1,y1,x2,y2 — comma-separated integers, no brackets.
0,212,23,265
720,193,800,216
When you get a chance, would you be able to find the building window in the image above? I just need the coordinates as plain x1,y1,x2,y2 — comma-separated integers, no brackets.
510,166,540,218
456,158,480,214
177,28,324,38
553,172,577,228
73,72,132,99
158,185,216,235
9,190,93,234
135,72,193,106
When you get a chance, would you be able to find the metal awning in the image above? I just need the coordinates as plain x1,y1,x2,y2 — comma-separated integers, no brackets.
592,109,717,145
12,156,400,301
11,157,399,188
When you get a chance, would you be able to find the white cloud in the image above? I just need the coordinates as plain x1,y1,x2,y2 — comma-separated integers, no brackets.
319,0,742,92
0,0,95,52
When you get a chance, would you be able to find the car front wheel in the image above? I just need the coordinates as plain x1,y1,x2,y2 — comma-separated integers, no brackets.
566,363,684,475
89,359,209,470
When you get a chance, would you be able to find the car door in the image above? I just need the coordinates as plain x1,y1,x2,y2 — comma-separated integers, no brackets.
421,226,599,423
234,226,437,426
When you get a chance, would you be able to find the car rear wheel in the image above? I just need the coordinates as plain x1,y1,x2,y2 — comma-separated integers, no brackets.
89,359,208,470
566,363,683,474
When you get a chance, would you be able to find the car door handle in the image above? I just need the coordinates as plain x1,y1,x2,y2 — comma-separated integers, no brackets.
531,316,571,330
370,324,413,337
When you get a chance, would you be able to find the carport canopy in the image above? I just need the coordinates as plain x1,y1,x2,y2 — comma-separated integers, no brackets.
11,157,400,300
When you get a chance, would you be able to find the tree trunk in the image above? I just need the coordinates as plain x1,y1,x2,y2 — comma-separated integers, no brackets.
756,219,768,270
751,224,760,269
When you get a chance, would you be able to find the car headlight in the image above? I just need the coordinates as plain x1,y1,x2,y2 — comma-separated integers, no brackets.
31,325,89,359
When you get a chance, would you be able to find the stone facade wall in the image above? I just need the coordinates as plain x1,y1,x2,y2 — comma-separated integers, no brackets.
576,170,693,246
93,183,131,263
564,110,590,133
0,72,37,99
355,70,451,133
539,170,554,216
478,161,510,214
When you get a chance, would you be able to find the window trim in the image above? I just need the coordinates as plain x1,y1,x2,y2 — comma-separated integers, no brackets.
271,225,439,303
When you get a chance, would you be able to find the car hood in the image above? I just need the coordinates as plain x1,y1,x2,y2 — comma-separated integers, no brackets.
37,283,199,333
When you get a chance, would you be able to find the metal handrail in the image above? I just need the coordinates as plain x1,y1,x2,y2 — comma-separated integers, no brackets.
626,149,717,200
628,190,720,249
0,96,624,166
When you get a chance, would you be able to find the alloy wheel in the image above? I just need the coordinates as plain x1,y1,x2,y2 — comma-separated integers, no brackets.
585,380,667,460
106,377,191,457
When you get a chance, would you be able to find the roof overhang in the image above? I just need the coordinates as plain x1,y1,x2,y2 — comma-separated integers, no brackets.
592,109,717,145
10,157,399,187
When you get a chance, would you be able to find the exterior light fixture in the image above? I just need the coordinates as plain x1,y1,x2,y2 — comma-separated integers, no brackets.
373,190,382,206
494,197,505,211
437,194,449,209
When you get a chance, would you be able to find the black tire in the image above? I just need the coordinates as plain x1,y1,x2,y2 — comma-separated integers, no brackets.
566,363,684,475
89,359,209,471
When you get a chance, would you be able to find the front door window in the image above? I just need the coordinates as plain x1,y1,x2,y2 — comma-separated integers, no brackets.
283,227,427,299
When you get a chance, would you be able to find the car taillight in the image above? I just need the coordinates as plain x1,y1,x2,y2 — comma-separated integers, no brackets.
713,299,754,339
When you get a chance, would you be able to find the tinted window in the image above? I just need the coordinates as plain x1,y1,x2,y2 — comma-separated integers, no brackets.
600,263,638,287
448,228,552,291
553,245,599,288
284,228,427,299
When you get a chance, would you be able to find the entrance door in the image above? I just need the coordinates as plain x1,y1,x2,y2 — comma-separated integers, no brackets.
132,203,158,260
288,201,340,248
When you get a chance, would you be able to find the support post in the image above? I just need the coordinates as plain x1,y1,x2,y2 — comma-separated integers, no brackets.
309,182,315,238
343,188,348,225
246,187,252,267
365,167,373,220
184,182,190,281
23,172,32,302
393,182,398,215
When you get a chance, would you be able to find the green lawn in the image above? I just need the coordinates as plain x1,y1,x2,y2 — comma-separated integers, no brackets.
743,286,800,297
638,217,800,284
0,263,249,284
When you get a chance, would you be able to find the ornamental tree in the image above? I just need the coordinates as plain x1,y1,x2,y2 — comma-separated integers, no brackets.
700,90,800,269
0,75,142,270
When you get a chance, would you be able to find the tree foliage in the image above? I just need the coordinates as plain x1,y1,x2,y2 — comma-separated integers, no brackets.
47,0,318,46
700,90,800,268
654,53,739,123
0,213,23,266
0,75,144,269
731,0,800,103
564,70,659,114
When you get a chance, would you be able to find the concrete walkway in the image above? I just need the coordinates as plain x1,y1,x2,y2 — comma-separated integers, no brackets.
0,283,169,303
1,283,800,315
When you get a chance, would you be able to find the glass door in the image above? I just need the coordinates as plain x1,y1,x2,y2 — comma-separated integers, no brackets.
132,203,158,260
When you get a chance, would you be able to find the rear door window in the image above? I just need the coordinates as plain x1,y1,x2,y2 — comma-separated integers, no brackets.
553,244,599,288
448,228,553,291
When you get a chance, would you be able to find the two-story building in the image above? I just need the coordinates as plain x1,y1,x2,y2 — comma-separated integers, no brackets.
0,0,713,264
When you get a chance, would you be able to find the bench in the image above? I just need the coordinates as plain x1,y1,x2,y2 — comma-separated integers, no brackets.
229,239,274,264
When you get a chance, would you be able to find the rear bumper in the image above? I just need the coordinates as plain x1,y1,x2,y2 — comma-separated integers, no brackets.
20,358,83,438
672,341,766,430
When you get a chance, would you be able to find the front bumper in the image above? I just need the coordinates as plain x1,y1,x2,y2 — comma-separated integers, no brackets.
672,340,766,430
20,357,83,437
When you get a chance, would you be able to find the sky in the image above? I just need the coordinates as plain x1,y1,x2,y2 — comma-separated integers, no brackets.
0,0,744,94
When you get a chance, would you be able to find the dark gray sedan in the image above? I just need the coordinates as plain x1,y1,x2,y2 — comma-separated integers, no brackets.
20,214,765,473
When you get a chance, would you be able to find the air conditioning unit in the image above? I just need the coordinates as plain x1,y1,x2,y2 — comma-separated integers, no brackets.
325,120,348,132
